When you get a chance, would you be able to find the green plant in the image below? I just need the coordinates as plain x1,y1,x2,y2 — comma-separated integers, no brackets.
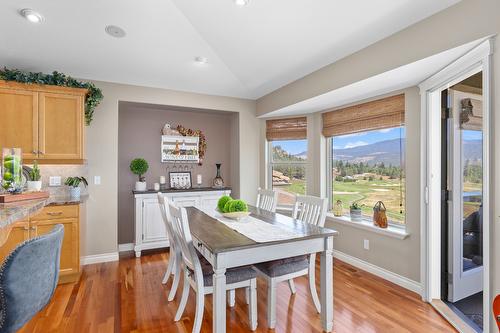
227,199,248,213
217,195,233,212
65,176,88,188
130,158,149,182
350,201,363,210
29,161,41,181
0,68,103,125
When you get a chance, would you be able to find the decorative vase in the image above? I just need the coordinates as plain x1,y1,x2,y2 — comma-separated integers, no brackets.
2,148,23,192
70,187,81,199
135,181,147,191
27,180,42,192
350,208,362,222
333,200,343,217
212,163,224,189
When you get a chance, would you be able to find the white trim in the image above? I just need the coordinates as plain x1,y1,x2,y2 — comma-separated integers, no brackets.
81,252,119,265
118,243,134,252
326,214,409,240
333,249,421,294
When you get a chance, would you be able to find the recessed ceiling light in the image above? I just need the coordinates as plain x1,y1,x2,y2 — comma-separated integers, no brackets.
19,8,44,23
105,25,126,38
234,0,250,6
194,56,208,64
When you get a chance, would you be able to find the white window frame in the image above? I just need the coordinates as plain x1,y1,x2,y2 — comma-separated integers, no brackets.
325,129,407,229
267,139,307,209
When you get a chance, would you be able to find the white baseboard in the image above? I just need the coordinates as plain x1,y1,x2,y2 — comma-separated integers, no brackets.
118,243,134,252
81,252,119,265
333,249,422,295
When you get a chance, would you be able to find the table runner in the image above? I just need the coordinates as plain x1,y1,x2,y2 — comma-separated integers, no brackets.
201,209,304,243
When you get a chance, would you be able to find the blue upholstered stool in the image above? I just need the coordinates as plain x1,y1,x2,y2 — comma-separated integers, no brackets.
0,224,64,333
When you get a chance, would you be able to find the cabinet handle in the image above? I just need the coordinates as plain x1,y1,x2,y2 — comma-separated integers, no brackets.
32,150,38,155
23,226,29,231
39,151,45,155
47,212,63,216
30,227,36,231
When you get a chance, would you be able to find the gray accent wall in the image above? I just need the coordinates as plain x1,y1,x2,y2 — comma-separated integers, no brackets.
117,103,237,244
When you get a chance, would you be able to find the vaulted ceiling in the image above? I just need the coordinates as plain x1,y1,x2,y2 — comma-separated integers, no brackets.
0,0,461,99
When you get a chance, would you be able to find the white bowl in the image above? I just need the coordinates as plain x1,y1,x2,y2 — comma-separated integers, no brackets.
220,211,251,220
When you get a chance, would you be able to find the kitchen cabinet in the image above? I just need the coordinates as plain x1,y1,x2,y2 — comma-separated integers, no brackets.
0,80,86,164
133,189,231,257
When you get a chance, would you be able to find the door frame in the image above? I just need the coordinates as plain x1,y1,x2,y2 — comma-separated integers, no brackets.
419,38,492,332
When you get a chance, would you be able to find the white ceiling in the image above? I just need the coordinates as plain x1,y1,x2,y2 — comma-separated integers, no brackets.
261,38,484,118
0,0,460,99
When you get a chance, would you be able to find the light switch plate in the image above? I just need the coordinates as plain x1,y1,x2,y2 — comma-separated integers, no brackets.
94,176,101,185
49,176,62,186
363,239,370,250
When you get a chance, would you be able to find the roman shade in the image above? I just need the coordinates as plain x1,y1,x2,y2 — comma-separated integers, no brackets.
266,117,307,141
322,94,405,137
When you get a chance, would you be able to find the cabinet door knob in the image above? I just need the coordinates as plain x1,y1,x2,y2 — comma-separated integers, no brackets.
30,227,36,230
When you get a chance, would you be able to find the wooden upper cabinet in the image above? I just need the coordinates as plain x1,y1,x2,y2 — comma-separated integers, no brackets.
39,92,83,160
0,88,39,160
0,80,86,164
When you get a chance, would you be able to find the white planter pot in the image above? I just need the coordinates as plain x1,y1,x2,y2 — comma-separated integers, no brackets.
26,181,42,192
135,181,147,191
70,187,81,198
350,209,363,222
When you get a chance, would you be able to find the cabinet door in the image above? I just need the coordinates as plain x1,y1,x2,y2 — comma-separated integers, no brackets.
0,222,30,263
0,88,38,159
172,196,200,208
200,195,220,212
32,218,79,278
142,199,168,243
38,92,83,160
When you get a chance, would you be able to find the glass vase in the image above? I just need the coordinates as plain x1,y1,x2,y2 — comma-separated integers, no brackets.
2,148,23,193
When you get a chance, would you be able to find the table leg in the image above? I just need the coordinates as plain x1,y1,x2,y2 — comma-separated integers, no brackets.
213,267,227,333
320,245,334,332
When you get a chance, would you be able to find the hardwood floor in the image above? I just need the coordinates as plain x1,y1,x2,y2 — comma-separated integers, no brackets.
20,250,456,332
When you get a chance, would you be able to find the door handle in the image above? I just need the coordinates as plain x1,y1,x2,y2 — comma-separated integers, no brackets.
47,212,63,216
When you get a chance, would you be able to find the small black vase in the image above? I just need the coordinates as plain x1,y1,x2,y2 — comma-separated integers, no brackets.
212,163,224,188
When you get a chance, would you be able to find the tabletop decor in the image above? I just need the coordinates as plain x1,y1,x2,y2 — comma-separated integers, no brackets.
212,163,224,188
2,148,22,193
130,158,149,191
373,201,388,228
0,68,103,125
64,176,88,199
349,201,363,222
217,196,249,220
169,171,192,189
27,161,42,192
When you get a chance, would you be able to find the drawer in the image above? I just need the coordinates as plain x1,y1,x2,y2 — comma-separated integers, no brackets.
30,204,78,221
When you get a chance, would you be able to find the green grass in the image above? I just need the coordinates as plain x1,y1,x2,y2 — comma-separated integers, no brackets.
278,179,306,196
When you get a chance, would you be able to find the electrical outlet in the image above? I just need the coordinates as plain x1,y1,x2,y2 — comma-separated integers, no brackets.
49,176,62,186
363,239,370,250
94,176,101,185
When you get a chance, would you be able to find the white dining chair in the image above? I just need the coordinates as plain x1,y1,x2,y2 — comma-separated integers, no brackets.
253,194,328,329
168,200,259,333
157,192,182,301
256,187,278,213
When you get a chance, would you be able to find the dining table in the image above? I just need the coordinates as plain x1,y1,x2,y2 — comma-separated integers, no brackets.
187,205,338,333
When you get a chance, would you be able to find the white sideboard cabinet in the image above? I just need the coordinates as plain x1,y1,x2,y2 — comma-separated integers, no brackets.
133,188,231,257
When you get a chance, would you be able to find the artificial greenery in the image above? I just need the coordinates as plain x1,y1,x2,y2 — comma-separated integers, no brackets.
222,198,248,213
0,68,103,125
130,158,149,182
176,125,206,165
28,161,41,181
217,195,233,212
350,201,363,210
64,176,88,188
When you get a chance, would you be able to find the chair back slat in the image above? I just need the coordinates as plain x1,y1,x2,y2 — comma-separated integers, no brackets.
256,188,278,213
292,195,327,227
167,201,203,277
157,193,176,246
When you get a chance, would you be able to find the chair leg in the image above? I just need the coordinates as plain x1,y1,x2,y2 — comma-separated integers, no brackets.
267,279,277,329
162,250,175,285
193,282,205,333
168,252,182,301
228,289,236,307
174,270,190,321
288,279,297,294
248,279,258,331
308,253,321,313
245,287,250,305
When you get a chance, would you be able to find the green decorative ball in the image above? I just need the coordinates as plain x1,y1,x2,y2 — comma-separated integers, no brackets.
227,199,248,213
217,195,232,212
223,200,233,213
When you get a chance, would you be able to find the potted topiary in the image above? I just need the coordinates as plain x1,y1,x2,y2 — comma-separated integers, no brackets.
65,176,88,199
349,201,363,222
130,158,149,191
27,160,42,191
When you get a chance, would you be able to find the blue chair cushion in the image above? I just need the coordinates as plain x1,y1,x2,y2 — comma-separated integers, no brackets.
255,255,309,278
0,224,64,333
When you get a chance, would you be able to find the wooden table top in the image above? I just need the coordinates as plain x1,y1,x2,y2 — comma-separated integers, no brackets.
186,205,338,254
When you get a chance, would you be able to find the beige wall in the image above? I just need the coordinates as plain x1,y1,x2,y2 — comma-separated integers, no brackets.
117,104,237,244
84,81,258,257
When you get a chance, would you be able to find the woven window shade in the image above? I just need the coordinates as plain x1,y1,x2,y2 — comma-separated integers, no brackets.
266,117,307,141
322,94,405,137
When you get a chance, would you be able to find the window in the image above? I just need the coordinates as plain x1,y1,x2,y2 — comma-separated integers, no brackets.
269,139,307,206
328,127,406,224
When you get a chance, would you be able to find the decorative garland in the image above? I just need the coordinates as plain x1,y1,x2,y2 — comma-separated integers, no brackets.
0,68,103,125
176,125,207,165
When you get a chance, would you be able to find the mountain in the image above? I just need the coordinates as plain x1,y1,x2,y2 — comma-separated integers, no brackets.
333,138,482,166
292,151,307,160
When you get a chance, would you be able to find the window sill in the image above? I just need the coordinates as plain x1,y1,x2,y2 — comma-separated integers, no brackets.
326,214,410,240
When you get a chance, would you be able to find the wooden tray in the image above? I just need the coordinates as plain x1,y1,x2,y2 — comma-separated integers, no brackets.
0,191,50,203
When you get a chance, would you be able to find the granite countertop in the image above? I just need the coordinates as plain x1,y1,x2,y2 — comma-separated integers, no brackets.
0,194,88,229
132,187,232,195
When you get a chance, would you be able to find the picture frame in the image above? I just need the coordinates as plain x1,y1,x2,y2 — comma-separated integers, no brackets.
161,135,200,163
169,171,192,189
